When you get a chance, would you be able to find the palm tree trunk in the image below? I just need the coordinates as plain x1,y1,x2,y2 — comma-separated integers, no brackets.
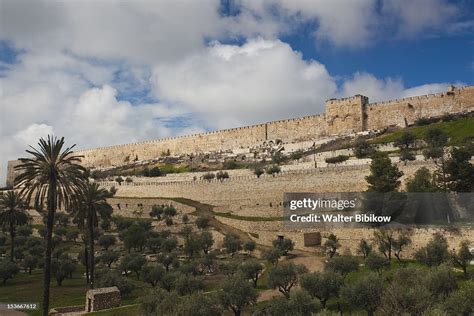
88,210,95,289
84,241,89,284
10,222,15,262
42,178,57,316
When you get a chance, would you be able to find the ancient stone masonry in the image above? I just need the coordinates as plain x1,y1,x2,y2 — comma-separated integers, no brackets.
71,85,474,168
85,287,121,312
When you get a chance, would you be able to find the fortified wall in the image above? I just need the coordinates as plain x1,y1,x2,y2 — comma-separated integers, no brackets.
73,85,474,168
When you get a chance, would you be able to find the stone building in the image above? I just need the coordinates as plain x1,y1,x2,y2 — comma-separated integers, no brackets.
85,287,121,312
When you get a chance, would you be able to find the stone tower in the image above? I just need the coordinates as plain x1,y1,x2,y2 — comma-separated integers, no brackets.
325,94,369,135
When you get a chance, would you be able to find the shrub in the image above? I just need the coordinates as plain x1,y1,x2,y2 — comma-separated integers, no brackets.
0,260,19,284
98,234,116,250
243,240,256,254
325,256,359,277
265,165,281,176
415,232,449,266
415,117,432,126
195,217,209,230
272,237,294,255
325,155,349,164
16,225,32,237
149,166,162,177
223,235,241,257
125,177,133,183
97,271,135,295
290,150,303,161
365,253,390,272
353,138,375,158
202,172,215,181
149,205,164,219
223,160,238,169
216,171,229,181
254,167,264,178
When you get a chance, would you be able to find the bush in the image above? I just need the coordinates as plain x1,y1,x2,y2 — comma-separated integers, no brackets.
98,234,116,250
202,172,215,181
149,205,164,219
353,138,375,158
0,260,19,284
365,253,390,272
325,155,349,164
16,225,32,237
254,167,264,178
223,160,238,169
290,150,303,161
266,165,281,176
271,151,284,164
272,237,294,255
163,205,177,217
195,217,209,230
125,177,133,183
97,271,135,296
142,264,165,287
51,254,76,286
148,166,162,177
415,232,449,266
120,254,147,279
223,235,241,256
325,256,359,277
243,240,256,254
216,171,229,181
415,117,432,126
267,263,308,298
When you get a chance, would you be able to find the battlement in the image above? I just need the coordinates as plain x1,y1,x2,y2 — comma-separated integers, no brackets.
7,85,473,171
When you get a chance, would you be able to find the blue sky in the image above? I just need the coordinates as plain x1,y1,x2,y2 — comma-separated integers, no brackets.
284,30,474,87
0,0,473,184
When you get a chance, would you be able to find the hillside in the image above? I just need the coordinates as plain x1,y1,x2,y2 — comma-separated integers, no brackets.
374,116,474,145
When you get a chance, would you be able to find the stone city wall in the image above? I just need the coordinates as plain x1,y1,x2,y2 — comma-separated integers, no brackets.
216,216,474,257
366,85,474,130
72,86,474,169
101,161,436,208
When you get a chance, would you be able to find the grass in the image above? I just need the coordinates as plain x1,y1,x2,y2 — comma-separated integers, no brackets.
88,304,140,316
0,264,147,316
0,268,88,316
374,116,474,145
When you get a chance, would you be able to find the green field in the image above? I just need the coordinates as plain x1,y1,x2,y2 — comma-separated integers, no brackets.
0,261,147,316
374,116,474,145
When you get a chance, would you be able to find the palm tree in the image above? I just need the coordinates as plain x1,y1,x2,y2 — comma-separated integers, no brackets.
73,182,113,289
71,202,90,284
0,191,30,262
15,136,86,316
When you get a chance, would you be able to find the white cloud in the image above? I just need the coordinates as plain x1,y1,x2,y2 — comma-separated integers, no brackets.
0,51,198,185
0,0,226,64
0,0,467,186
14,124,54,146
381,0,459,37
152,38,337,129
341,72,457,102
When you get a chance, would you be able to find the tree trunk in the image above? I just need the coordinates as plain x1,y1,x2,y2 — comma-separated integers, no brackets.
88,210,95,289
84,242,89,284
10,222,15,262
42,178,57,316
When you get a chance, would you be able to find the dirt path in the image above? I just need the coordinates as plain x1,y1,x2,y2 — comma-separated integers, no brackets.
171,198,256,244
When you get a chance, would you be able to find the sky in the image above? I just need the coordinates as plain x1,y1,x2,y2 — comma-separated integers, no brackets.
0,0,473,185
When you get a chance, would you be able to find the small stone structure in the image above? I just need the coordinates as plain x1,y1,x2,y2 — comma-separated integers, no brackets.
85,286,121,312
304,232,322,246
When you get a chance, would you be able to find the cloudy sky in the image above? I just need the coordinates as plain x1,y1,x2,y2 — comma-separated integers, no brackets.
0,0,473,184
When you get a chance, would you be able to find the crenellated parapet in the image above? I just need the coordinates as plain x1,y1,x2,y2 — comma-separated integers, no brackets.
7,85,474,172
